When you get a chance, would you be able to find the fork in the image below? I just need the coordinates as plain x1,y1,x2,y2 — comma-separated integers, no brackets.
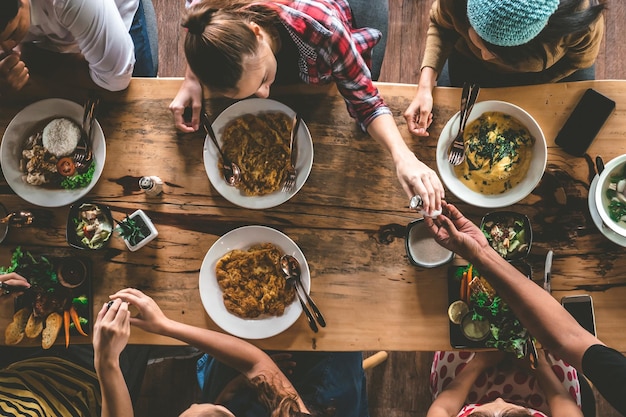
448,83,480,166
282,113,301,193
74,95,99,172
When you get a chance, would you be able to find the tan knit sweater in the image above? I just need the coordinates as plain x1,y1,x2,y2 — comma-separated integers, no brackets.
420,0,604,82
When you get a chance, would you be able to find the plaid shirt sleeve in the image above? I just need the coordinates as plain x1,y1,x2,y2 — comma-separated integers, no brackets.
270,0,392,131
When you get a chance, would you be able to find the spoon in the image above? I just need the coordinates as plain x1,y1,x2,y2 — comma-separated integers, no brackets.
202,112,242,187
285,276,318,333
74,96,99,172
280,254,326,327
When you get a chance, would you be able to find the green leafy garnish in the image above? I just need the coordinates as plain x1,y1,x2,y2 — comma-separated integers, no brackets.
72,295,89,307
0,246,58,292
61,163,96,190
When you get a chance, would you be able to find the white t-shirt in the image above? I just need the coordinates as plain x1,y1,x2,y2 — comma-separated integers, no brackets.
25,0,139,91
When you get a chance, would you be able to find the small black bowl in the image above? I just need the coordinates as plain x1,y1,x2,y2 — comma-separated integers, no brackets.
66,201,113,250
406,218,454,268
480,211,532,261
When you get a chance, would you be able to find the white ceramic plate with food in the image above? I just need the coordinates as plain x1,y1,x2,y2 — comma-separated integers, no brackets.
588,174,626,246
436,100,547,208
199,225,311,339
203,98,313,209
0,98,105,207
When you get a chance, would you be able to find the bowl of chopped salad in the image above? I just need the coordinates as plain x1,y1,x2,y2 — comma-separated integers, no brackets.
595,154,626,238
480,211,532,261
66,202,113,250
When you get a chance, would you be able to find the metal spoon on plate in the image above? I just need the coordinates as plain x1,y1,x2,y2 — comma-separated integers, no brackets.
201,112,241,186
280,254,326,330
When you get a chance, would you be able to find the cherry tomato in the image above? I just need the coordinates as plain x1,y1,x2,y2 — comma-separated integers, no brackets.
57,157,76,177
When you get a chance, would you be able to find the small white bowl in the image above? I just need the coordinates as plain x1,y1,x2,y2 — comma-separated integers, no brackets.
436,100,547,208
595,154,626,238
406,218,453,268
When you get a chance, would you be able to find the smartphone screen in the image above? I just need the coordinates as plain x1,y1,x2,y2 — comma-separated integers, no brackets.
561,295,596,336
554,89,616,157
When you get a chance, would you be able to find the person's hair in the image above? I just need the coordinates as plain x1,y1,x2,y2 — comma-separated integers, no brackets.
0,0,21,33
481,0,607,64
469,408,533,417
182,0,280,94
247,374,334,417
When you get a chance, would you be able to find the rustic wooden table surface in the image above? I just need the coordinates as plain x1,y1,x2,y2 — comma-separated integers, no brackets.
1,79,625,352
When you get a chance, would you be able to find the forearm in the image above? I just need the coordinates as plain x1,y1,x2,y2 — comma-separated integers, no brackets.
428,356,487,416
418,67,437,91
470,249,601,369
96,357,134,417
534,363,583,416
366,114,412,162
159,319,273,377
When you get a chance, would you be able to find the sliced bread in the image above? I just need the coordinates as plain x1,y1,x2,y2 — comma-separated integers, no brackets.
42,312,63,349
25,312,44,338
5,308,30,345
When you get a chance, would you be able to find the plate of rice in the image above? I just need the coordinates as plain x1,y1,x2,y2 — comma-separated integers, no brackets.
0,98,106,207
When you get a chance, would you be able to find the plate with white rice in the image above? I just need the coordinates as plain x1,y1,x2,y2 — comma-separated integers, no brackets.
0,98,106,207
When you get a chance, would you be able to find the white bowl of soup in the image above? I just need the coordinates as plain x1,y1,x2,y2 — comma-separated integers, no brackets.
595,154,626,237
436,100,547,208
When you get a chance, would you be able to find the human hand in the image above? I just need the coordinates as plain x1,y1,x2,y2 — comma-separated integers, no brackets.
403,88,434,137
395,152,444,215
110,288,170,334
424,203,490,261
0,272,31,297
93,298,130,370
0,51,29,93
169,77,203,133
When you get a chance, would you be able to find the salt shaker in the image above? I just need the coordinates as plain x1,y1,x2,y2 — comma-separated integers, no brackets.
409,195,442,218
139,176,164,196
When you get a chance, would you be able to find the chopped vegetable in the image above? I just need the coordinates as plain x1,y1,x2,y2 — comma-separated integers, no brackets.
61,163,95,190
72,295,89,307
64,309,71,348
481,216,529,259
0,247,58,292
69,306,88,337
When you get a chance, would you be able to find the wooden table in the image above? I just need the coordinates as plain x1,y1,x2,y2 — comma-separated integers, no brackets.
1,79,626,352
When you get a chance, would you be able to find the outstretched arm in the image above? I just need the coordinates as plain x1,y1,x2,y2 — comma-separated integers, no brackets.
110,288,309,412
533,350,583,417
424,203,602,370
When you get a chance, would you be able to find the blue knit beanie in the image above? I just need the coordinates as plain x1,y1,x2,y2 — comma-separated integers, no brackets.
467,0,560,47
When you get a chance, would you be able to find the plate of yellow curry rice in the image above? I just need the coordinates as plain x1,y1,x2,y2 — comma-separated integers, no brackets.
203,98,313,209
437,100,547,208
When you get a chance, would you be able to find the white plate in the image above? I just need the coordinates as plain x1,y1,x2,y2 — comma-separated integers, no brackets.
0,98,106,207
589,174,626,246
203,98,313,209
436,100,547,208
199,225,311,339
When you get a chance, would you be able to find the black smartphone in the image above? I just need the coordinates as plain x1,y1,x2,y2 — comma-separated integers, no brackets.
554,88,615,157
561,294,597,336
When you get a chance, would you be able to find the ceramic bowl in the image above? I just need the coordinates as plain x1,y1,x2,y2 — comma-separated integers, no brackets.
480,211,532,261
66,201,114,250
406,218,454,268
595,154,626,237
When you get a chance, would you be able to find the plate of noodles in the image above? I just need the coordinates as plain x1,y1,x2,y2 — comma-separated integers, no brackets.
203,98,313,209
199,225,311,339
436,100,546,208
0,98,106,207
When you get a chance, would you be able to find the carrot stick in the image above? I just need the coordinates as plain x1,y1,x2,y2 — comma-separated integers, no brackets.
460,271,468,302
64,309,71,348
70,306,88,337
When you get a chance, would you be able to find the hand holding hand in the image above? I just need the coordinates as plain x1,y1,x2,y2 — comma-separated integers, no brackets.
0,51,29,93
169,77,203,133
110,288,169,334
395,152,444,215
424,203,490,261
93,298,130,370
403,89,434,137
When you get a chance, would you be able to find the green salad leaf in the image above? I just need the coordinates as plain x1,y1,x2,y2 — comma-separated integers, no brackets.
0,246,58,292
61,163,96,190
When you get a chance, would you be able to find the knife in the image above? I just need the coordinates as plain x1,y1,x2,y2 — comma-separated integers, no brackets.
544,250,553,294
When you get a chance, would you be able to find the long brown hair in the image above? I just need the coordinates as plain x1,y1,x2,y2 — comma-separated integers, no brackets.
183,0,281,93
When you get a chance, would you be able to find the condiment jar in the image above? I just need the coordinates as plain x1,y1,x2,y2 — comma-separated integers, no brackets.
139,176,164,196
409,195,442,218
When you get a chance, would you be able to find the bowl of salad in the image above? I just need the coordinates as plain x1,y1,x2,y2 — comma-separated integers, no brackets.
480,211,532,261
66,202,113,250
595,154,626,238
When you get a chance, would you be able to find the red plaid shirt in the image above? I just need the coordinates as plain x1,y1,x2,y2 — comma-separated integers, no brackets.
261,0,391,130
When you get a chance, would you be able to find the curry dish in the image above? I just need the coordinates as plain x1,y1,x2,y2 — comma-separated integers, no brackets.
453,111,534,194
221,112,291,196
215,243,295,319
